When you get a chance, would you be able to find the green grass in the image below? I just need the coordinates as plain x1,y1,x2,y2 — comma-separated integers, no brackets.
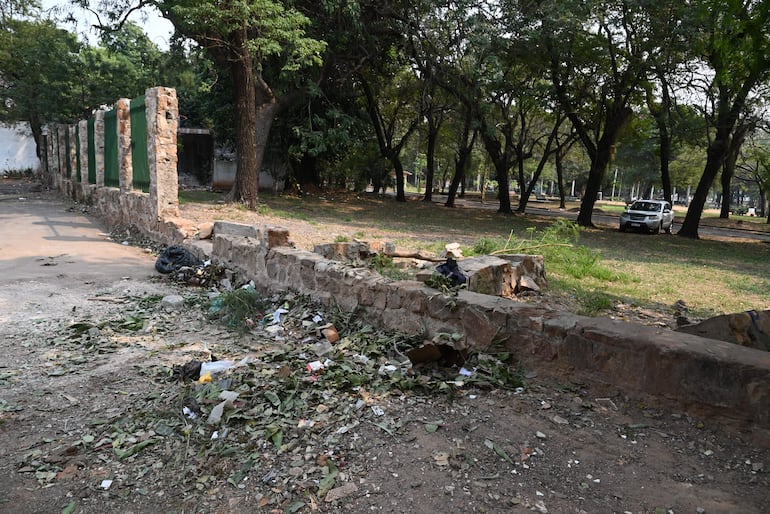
178,190,222,204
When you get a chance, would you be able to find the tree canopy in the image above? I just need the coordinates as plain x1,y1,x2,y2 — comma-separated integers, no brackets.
4,0,770,232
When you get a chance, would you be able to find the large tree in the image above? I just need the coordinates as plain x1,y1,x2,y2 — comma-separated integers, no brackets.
84,0,326,208
0,15,83,159
358,65,421,202
532,0,659,227
677,0,770,237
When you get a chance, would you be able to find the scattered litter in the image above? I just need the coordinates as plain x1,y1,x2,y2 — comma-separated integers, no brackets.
595,397,618,411
371,406,385,417
536,431,547,440
297,419,316,429
155,245,203,274
378,364,398,376
321,325,340,343
207,390,241,424
183,407,197,420
200,360,235,377
100,479,113,490
270,308,289,324
307,360,324,372
458,367,475,377
312,340,334,356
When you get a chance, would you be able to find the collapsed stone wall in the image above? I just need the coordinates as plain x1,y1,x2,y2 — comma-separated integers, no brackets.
200,220,770,443
49,88,770,444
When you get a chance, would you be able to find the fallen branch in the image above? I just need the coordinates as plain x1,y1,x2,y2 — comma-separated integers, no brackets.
386,249,444,262
490,243,572,255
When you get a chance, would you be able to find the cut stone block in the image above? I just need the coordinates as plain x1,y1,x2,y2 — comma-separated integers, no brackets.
677,310,770,352
314,241,395,261
457,255,517,297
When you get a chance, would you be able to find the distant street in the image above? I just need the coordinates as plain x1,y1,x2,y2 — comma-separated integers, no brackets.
420,192,770,242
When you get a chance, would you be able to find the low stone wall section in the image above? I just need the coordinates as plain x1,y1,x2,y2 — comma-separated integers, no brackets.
206,221,770,443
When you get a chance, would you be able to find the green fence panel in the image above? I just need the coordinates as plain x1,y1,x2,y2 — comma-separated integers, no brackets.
104,109,119,187
130,95,150,192
75,125,81,183
64,127,72,177
87,118,96,184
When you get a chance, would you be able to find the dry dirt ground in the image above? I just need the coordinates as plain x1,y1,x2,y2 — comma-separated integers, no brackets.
0,180,768,514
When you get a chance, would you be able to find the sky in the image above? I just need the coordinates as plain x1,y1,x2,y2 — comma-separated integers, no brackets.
41,1,174,49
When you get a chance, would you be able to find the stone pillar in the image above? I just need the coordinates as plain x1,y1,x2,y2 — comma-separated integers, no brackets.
45,125,56,177
68,125,78,197
116,98,133,191
146,87,179,218
78,120,89,198
57,124,67,191
94,110,105,188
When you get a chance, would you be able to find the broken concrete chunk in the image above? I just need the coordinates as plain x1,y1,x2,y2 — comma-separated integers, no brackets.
262,226,292,248
676,309,770,351
457,255,516,297
161,294,185,310
213,221,259,238
197,222,214,240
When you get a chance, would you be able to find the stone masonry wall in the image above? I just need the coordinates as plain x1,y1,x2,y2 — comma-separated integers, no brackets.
47,87,770,444
202,221,770,443
48,87,188,244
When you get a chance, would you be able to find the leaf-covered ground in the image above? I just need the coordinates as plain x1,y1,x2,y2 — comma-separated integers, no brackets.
1,264,768,514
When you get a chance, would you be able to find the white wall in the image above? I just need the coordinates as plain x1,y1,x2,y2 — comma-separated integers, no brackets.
0,123,40,173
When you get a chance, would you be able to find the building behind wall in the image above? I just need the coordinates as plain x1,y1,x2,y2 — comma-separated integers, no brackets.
0,123,40,173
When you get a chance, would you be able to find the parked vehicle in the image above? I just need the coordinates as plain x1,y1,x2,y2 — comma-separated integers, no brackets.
619,200,674,234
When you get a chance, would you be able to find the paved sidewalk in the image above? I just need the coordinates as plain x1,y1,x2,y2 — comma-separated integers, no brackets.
0,189,155,283
0,184,160,325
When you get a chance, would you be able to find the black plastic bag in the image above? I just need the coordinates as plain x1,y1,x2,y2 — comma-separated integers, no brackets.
155,245,203,274
435,258,467,286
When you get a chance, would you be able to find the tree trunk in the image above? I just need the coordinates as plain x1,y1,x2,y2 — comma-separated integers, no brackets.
678,138,729,238
576,144,612,226
28,115,44,162
555,149,566,209
719,162,733,219
423,111,439,202
227,51,259,208
517,118,561,213
392,154,406,202
446,115,476,208
647,75,673,205
659,124,673,205
495,164,513,214
445,166,464,207
479,121,513,214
